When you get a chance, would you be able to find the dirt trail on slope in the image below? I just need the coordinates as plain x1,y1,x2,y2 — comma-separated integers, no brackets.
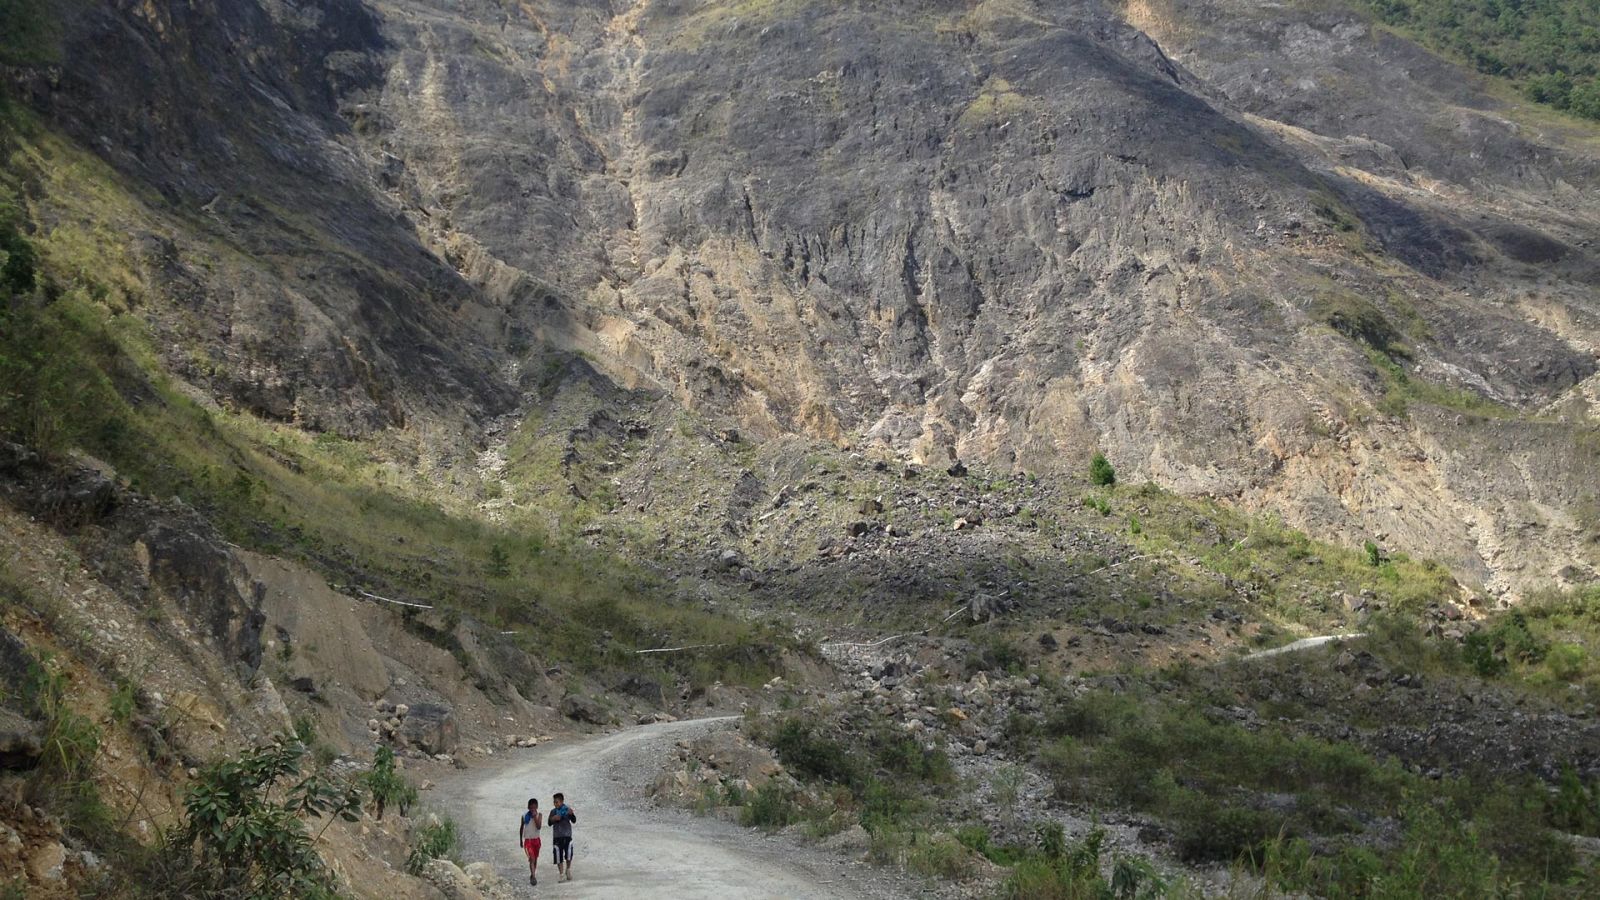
439,718,905,899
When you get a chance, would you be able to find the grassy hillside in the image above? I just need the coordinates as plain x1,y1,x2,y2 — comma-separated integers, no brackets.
0,104,792,692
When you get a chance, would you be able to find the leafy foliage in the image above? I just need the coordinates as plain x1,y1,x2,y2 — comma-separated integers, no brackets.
1365,0,1600,120
1088,453,1116,487
362,745,417,820
406,817,460,875
0,0,59,66
1000,826,1167,900
738,782,800,829
1463,610,1551,677
486,543,511,579
175,737,362,899
769,718,861,785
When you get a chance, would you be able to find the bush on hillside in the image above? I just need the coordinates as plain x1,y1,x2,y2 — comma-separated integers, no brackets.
1089,453,1116,487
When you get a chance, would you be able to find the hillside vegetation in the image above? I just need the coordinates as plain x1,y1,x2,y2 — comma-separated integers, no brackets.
0,104,792,692
1366,0,1600,117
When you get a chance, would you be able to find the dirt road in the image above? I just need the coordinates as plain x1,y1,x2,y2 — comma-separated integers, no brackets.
441,717,901,898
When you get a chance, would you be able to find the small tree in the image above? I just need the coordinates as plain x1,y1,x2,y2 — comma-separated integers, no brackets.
1089,453,1116,487
486,543,511,578
176,736,362,899
364,745,417,820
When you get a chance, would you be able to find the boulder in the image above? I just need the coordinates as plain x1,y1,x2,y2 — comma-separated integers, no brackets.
821,824,872,855
248,676,295,732
422,859,486,900
140,525,265,671
27,841,66,882
612,673,667,707
43,467,118,526
560,693,609,726
688,731,781,787
462,861,514,899
0,709,42,770
397,703,458,755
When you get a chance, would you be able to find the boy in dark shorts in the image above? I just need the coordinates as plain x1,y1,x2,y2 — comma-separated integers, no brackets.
519,798,542,885
548,792,577,882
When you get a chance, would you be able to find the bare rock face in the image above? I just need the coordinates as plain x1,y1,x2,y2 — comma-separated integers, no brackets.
397,702,459,755
20,0,513,439
139,524,266,672
350,0,1600,593
22,0,1600,593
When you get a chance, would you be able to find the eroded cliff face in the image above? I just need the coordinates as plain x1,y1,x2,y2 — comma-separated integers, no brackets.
19,0,1600,596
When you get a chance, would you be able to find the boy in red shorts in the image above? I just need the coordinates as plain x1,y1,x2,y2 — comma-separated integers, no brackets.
519,797,543,885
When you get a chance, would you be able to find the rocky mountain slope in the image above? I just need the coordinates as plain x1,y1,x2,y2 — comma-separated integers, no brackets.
4,1,1600,894
14,0,1600,599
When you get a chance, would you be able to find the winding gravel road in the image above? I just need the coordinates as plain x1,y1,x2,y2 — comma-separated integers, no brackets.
441,718,903,899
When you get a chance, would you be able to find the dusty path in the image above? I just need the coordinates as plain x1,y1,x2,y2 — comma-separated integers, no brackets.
440,717,904,899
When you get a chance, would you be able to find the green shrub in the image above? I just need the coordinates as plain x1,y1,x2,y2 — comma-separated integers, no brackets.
364,745,417,820
486,543,511,578
904,833,974,880
871,733,954,785
1527,70,1575,106
1174,801,1279,863
739,782,799,829
1548,766,1600,836
177,736,363,897
1463,611,1552,678
954,823,991,855
861,778,925,833
1037,820,1069,862
406,817,461,875
1000,826,1165,900
23,659,100,795
1546,642,1587,681
1462,630,1508,677
1089,453,1116,487
769,719,860,785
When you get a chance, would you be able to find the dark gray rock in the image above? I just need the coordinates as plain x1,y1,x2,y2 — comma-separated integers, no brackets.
560,693,609,726
0,709,42,771
612,674,667,708
139,525,265,672
397,703,459,756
